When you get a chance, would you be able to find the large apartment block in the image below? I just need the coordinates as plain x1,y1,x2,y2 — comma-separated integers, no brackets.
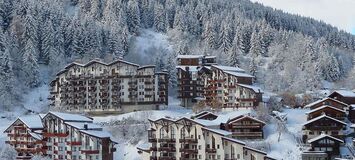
176,55,262,108
4,112,117,160
137,112,273,160
49,58,168,115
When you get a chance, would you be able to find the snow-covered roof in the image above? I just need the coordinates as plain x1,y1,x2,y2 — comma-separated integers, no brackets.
304,97,349,108
194,111,218,119
65,122,102,130
205,56,216,59
330,90,355,98
243,146,267,154
194,119,220,126
227,115,266,125
28,131,42,140
350,124,355,128
138,65,156,70
224,71,254,78
305,105,346,114
18,115,43,129
211,65,246,73
303,114,346,126
237,84,263,93
308,134,343,143
47,112,93,122
137,143,151,151
222,136,245,145
80,129,114,139
175,65,201,72
202,127,232,136
39,114,46,119
177,55,204,59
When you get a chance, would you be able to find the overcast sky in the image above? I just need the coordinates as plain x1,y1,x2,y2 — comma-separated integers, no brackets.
250,0,355,34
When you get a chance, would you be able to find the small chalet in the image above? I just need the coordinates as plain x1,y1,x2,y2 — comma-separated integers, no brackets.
301,151,328,160
305,105,346,120
302,115,346,142
304,97,349,110
194,111,218,120
4,115,44,159
221,115,265,139
307,134,343,159
328,90,355,105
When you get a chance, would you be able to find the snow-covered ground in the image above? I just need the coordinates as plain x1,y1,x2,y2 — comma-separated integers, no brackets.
264,109,308,159
22,85,50,113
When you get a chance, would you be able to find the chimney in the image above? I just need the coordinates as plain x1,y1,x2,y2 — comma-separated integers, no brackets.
84,123,88,130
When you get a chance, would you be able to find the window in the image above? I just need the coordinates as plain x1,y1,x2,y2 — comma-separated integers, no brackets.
160,128,165,138
170,127,175,139
180,127,185,139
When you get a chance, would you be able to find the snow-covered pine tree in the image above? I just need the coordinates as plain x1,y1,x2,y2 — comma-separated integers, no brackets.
153,3,166,32
127,1,141,35
0,0,13,31
218,20,232,53
22,37,40,88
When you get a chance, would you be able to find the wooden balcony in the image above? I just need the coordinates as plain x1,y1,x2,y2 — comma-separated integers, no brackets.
81,149,100,154
43,132,68,137
159,156,176,160
158,138,176,143
67,141,82,145
231,124,263,129
158,146,176,152
232,132,263,137
179,138,198,143
179,148,198,153
205,148,216,153
236,98,257,102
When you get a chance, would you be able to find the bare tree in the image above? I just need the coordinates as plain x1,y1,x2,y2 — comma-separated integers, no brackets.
193,100,206,113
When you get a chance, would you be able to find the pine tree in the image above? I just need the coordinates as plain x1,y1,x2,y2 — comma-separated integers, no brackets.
218,21,232,53
153,3,166,32
0,0,13,31
127,1,141,35
22,37,40,88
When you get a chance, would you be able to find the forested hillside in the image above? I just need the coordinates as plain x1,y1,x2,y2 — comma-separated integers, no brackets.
0,0,354,110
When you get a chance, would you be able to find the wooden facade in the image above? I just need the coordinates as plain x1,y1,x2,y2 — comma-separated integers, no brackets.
302,115,346,142
222,115,265,139
307,134,343,159
328,90,355,105
304,97,349,110
194,111,218,120
305,105,346,120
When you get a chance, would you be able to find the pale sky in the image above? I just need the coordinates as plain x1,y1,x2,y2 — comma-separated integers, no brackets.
250,0,355,34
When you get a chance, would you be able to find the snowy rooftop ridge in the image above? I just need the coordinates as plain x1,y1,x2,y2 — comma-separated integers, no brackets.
211,65,246,73
227,115,266,125
47,111,93,122
330,90,355,98
18,115,43,129
305,105,346,114
202,127,232,136
223,71,255,78
303,114,346,126
65,122,102,130
237,84,263,93
304,97,349,108
177,55,204,59
307,134,343,143
221,136,245,145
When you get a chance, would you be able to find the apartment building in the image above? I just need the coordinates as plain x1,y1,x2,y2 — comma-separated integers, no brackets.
138,114,273,160
4,112,117,160
49,58,168,115
4,115,45,159
176,55,217,107
176,55,263,108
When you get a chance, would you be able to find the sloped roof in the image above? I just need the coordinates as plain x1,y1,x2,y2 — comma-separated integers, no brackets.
202,127,232,136
304,97,349,108
194,111,218,119
329,90,355,98
308,134,343,143
18,115,43,129
222,136,245,145
65,122,102,130
303,114,346,126
305,105,346,114
237,84,263,93
211,65,246,73
227,115,266,125
177,55,204,59
224,71,254,78
46,112,93,122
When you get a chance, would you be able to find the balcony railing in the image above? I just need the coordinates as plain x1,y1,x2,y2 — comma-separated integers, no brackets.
179,138,198,143
205,148,217,153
